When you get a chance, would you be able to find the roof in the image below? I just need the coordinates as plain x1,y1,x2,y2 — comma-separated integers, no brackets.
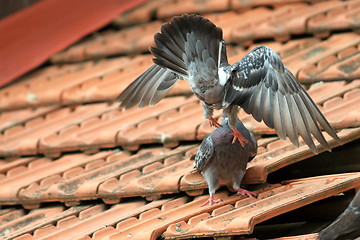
1,0,360,239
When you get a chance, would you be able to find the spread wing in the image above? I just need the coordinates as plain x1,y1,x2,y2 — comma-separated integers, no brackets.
117,14,225,109
194,135,214,172
117,64,178,109
150,14,226,81
224,46,340,153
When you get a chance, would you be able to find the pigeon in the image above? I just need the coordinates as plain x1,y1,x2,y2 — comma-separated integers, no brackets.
117,14,341,153
317,191,360,240
195,117,257,206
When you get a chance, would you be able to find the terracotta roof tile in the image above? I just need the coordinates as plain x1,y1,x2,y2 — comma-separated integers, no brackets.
0,103,113,157
40,96,196,155
232,1,360,44
0,58,124,111
156,0,230,20
1,127,358,208
113,0,173,27
2,14,354,111
51,21,162,63
6,199,173,240
306,80,360,105
200,79,360,137
321,88,360,129
283,33,360,82
1,205,90,239
298,52,360,83
0,151,113,206
267,234,318,240
0,145,190,206
182,127,360,189
165,173,360,239
60,55,154,105
49,0,360,64
2,173,354,240
1,78,358,158
0,106,58,131
307,0,360,35
2,2,360,239
0,54,192,111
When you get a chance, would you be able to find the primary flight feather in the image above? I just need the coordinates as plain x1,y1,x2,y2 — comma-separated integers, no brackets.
117,14,341,153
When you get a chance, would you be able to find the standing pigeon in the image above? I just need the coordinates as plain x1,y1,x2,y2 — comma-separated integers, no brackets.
317,191,360,240
117,14,341,153
195,117,257,206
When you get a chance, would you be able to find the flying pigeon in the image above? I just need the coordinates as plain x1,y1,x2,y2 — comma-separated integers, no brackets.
317,191,360,240
195,117,257,206
117,14,341,153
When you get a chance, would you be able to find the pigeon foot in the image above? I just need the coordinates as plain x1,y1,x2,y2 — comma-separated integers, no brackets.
201,195,223,207
237,188,257,198
208,117,222,128
230,126,249,147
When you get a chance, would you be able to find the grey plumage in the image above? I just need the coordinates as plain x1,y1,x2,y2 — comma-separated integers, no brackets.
318,191,360,240
117,14,341,153
195,117,257,205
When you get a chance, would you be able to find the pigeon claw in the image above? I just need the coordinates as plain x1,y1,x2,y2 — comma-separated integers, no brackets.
237,188,257,198
230,127,249,147
201,195,223,207
208,117,222,128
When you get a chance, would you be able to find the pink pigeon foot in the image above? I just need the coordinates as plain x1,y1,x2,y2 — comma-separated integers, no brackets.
237,188,257,198
208,117,222,128
201,195,223,207
230,126,249,147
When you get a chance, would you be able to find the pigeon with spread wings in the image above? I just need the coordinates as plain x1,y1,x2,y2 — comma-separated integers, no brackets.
117,14,340,153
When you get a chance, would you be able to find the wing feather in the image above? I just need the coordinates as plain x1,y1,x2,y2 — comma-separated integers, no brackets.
195,136,214,172
117,65,178,109
226,46,340,152
273,93,286,140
